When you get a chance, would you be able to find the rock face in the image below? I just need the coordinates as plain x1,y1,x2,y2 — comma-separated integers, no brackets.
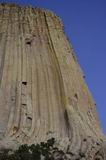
0,3,105,159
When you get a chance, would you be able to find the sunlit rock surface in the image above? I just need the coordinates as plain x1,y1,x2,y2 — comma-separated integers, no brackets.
0,3,105,159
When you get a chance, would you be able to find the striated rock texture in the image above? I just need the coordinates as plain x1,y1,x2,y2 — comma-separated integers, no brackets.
0,3,105,159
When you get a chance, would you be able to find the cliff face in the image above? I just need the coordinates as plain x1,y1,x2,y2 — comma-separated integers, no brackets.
0,3,105,159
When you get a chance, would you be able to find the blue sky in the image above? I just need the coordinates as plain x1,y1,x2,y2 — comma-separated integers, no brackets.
0,0,106,134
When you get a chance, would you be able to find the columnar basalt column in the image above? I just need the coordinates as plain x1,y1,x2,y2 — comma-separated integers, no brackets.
0,3,105,159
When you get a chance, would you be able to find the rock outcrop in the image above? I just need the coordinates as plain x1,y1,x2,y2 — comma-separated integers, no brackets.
0,3,105,159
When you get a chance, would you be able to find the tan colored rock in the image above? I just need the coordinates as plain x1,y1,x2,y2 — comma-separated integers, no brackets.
0,3,105,159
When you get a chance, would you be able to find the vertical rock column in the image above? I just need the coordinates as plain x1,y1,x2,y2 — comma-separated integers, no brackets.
0,3,105,159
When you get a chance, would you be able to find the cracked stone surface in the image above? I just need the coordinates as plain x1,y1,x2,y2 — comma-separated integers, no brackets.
0,3,105,159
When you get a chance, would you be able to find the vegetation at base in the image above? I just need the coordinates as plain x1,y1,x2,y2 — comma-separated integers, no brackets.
0,138,66,160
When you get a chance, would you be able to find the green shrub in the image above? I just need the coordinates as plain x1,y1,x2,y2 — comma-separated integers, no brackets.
0,138,66,160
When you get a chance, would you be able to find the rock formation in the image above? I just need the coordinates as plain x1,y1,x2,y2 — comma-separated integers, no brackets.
0,3,105,159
